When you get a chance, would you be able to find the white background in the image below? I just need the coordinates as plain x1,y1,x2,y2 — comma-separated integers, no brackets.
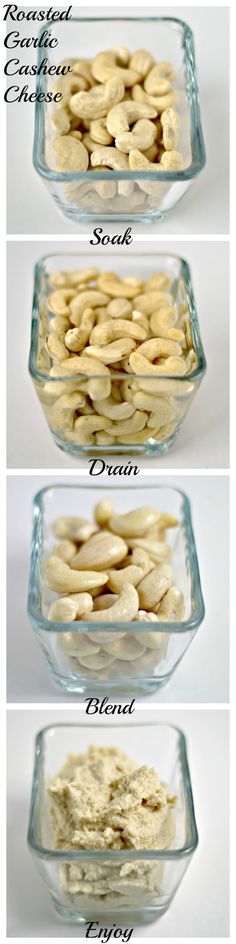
7,239,229,469
7,473,229,704
7,707,229,937
6,6,229,235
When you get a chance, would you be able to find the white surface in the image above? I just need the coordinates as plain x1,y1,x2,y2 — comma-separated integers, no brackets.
7,707,229,937
7,6,229,235
7,474,229,704
7,240,229,470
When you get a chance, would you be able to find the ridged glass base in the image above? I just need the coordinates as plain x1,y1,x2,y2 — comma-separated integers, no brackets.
52,433,176,458
49,669,171,696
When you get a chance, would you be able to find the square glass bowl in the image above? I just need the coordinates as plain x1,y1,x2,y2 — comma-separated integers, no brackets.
33,16,206,223
28,251,206,457
27,484,205,695
27,721,198,925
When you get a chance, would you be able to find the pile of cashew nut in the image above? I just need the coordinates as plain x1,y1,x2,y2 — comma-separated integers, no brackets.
44,501,185,681
36,265,197,450
47,48,184,207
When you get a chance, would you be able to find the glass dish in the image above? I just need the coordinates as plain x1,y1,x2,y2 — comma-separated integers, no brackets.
28,251,206,457
27,721,198,924
33,16,206,223
27,483,205,695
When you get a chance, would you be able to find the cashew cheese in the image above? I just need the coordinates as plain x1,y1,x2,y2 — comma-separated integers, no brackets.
49,745,174,853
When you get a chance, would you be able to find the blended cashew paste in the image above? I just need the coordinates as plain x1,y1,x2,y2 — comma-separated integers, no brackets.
48,745,175,910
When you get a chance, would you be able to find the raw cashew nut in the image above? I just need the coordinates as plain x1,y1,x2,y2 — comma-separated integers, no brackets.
93,397,135,421
89,319,146,345
86,583,139,622
70,76,125,119
107,411,147,436
84,338,136,364
46,557,108,593
107,298,132,319
109,507,161,538
160,150,184,171
53,517,97,542
160,108,179,150
157,586,185,620
127,540,171,564
115,118,157,153
90,147,129,171
94,500,114,527
96,273,140,300
52,136,89,172
60,355,111,401
48,592,93,621
136,338,182,360
106,100,157,135
130,49,154,78
91,51,140,87
107,565,143,591
69,291,109,325
50,391,86,431
90,118,113,145
52,540,77,563
70,531,128,571
48,289,76,316
137,566,172,610
144,62,175,94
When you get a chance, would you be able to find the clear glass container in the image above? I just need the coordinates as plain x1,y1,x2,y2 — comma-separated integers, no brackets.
28,251,206,457
33,16,206,223
27,721,198,925
27,483,205,696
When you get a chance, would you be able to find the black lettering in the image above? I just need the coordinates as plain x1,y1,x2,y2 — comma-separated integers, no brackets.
88,458,105,475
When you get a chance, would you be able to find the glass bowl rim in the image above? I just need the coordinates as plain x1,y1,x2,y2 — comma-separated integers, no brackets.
27,720,199,860
28,251,207,384
27,483,205,634
33,15,206,183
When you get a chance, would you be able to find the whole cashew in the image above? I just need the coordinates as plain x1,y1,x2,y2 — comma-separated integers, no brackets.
90,147,129,171
109,507,161,538
160,108,179,150
107,411,148,437
127,540,171,564
103,634,145,660
132,83,178,112
86,583,139,622
133,291,172,313
94,500,114,527
91,50,140,87
90,118,113,145
106,100,157,135
107,298,132,319
89,320,146,345
48,592,93,621
137,566,172,610
52,540,77,563
115,118,157,153
46,557,108,593
96,273,139,299
50,391,86,431
60,355,111,401
144,61,176,93
48,289,76,316
69,291,109,325
53,517,97,542
70,76,125,119
130,49,154,78
107,565,143,591
46,333,69,362
93,396,135,421
136,338,182,360
70,531,128,571
52,136,89,172
157,586,185,620
84,338,136,364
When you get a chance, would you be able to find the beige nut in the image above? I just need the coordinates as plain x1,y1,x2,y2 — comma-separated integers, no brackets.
94,500,114,527
103,633,145,660
133,392,176,426
51,106,71,134
91,50,140,87
60,355,111,401
137,566,172,610
115,118,157,153
50,391,87,431
160,150,184,171
93,397,135,421
107,411,147,437
84,338,136,364
86,583,139,622
69,290,109,325
90,147,129,171
52,540,77,563
109,507,161,538
53,516,97,542
73,415,112,437
157,586,185,620
46,557,108,593
90,320,146,345
46,332,69,362
70,531,128,571
132,83,178,112
160,107,179,150
133,291,172,314
106,101,157,136
107,565,143,591
129,49,154,78
48,288,76,316
107,298,132,319
52,136,89,172
48,592,93,622
127,540,171,564
70,76,125,120
90,118,113,145
144,62,175,94
96,273,139,300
